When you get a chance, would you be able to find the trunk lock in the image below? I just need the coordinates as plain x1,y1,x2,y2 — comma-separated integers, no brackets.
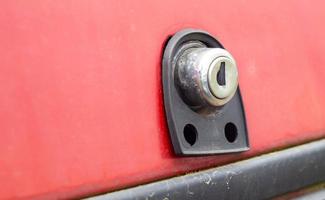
176,46,238,110
162,29,249,155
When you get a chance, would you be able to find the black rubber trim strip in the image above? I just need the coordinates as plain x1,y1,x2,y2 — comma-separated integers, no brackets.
88,139,325,200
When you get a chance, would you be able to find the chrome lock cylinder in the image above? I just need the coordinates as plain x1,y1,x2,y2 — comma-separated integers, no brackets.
175,46,238,110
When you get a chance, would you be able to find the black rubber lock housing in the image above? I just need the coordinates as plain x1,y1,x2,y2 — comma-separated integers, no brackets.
162,29,249,155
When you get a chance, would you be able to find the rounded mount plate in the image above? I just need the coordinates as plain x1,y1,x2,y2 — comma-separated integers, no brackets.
162,28,249,155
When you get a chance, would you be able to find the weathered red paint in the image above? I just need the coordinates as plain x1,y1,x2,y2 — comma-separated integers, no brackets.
1,0,325,199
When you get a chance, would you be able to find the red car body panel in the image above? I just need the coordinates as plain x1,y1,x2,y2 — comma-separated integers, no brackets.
0,0,325,199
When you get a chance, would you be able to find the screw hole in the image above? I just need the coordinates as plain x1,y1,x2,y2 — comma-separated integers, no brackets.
183,124,197,146
224,122,238,143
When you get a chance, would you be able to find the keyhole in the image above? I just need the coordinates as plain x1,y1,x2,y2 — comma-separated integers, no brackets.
217,61,226,86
